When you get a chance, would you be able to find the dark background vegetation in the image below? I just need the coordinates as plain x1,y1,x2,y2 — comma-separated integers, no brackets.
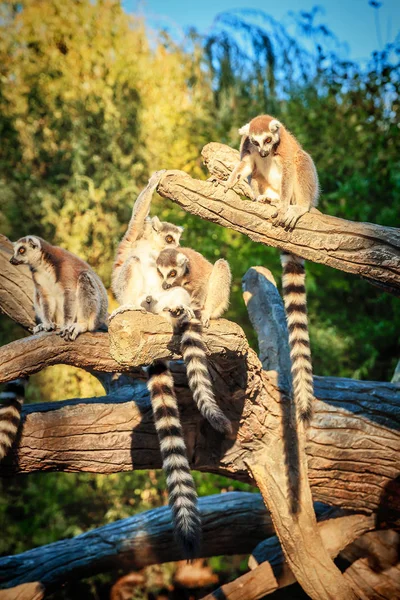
0,0,399,597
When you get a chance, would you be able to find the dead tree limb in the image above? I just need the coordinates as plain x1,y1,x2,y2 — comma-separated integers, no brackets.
1,372,398,523
0,492,271,590
340,530,400,599
202,513,376,600
157,145,400,297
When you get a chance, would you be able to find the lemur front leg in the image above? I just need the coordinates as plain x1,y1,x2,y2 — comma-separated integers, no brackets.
224,157,253,193
271,167,296,229
33,290,56,334
202,260,232,327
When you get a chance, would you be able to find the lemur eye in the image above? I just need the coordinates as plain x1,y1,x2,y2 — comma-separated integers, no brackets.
266,137,272,143
165,235,173,244
18,247,26,254
169,270,177,278
253,140,259,147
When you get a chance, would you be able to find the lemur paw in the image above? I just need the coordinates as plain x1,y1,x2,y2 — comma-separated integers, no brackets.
167,305,195,320
273,206,308,230
109,305,147,321
33,322,56,334
59,323,88,341
201,314,211,328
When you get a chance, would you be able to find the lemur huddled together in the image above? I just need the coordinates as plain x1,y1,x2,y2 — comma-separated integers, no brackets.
1,114,318,558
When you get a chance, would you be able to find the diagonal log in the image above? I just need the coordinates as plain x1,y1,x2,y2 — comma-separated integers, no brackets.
201,513,376,600
157,145,400,297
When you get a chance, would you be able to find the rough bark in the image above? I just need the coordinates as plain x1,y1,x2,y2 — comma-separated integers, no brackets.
341,530,400,599
0,583,44,600
0,493,271,590
0,311,246,385
204,513,376,600
157,146,400,297
1,375,398,526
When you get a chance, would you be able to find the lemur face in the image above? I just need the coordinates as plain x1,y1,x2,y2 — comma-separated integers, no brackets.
240,117,281,158
10,236,41,266
151,217,183,251
156,249,188,290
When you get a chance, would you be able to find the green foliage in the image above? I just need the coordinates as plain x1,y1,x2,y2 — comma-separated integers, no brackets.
0,2,399,596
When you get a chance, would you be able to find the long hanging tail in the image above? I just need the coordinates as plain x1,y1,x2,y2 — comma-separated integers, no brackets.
178,311,232,435
281,252,314,423
0,379,27,460
147,361,201,558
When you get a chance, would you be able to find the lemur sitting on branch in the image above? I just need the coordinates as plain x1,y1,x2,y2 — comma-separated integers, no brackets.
223,114,318,422
1,237,108,461
10,236,108,341
110,173,231,558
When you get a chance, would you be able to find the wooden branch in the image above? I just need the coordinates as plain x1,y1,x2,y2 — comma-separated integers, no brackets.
242,266,292,391
0,492,272,590
0,235,35,331
157,147,400,296
202,513,376,600
0,583,44,600
340,530,400,599
0,311,248,384
242,266,356,599
1,376,398,524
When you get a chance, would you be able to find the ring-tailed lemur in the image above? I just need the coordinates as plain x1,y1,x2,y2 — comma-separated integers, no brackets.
111,176,231,557
10,236,108,341
0,379,27,461
156,247,231,328
223,114,319,422
111,171,183,315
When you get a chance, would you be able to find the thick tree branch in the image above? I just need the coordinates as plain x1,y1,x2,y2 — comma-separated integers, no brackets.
157,145,400,296
1,376,398,524
202,513,376,600
0,313,246,384
0,493,271,590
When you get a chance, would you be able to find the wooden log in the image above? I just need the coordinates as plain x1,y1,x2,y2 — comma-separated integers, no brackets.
203,513,376,600
157,149,400,297
0,492,271,590
1,375,398,526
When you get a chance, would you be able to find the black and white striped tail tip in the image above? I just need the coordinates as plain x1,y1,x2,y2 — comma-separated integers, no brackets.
0,378,27,460
147,361,202,560
281,252,314,425
179,317,232,436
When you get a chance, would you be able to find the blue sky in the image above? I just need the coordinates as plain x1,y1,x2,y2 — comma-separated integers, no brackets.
124,0,399,62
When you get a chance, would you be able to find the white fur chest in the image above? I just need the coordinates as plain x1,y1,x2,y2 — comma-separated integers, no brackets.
255,154,282,193
34,267,61,297
132,239,158,266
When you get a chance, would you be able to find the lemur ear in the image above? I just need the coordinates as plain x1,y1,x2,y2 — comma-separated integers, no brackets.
151,216,161,231
177,226,184,234
28,236,40,249
269,119,281,133
176,253,188,267
238,123,250,136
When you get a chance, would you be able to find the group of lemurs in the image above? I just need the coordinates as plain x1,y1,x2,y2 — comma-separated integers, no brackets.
0,115,319,557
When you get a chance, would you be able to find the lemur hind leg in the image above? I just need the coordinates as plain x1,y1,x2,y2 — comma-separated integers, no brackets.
59,272,100,341
202,259,232,327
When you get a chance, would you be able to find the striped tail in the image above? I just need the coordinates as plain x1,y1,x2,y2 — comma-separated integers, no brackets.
147,361,201,558
179,312,232,435
0,379,27,460
281,252,314,423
